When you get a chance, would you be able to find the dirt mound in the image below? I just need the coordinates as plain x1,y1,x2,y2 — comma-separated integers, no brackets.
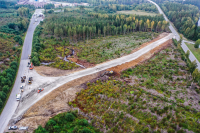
34,66,83,77
68,57,95,68
107,39,172,73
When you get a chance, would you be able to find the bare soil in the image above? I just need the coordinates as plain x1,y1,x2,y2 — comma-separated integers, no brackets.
107,39,172,73
15,73,100,132
68,57,95,68
34,66,83,77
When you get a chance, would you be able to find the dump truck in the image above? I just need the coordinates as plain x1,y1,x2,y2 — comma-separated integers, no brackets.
16,93,21,101
28,77,33,84
29,62,33,70
21,76,26,83
37,88,44,93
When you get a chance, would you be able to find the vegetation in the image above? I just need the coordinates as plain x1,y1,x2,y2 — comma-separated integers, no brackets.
34,110,101,133
0,0,33,113
70,40,200,133
160,2,200,41
117,10,157,16
186,42,200,62
53,0,147,6
94,3,158,14
32,9,168,67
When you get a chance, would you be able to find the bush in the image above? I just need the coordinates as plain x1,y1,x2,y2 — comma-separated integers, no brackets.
78,119,89,126
65,113,75,122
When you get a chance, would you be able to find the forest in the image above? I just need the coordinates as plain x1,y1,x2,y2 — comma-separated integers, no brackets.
94,3,158,13
160,2,200,41
31,8,169,67
53,0,148,6
152,0,200,9
0,1,33,113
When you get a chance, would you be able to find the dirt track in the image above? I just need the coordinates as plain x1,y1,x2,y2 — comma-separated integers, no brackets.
9,33,173,133
12,33,174,132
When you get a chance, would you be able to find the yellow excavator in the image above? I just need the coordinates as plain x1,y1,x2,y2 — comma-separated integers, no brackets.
101,71,114,77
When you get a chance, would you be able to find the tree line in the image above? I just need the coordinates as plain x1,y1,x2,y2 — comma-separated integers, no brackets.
43,12,168,42
94,3,158,13
0,7,32,35
52,0,148,6
0,61,18,111
34,111,100,133
161,2,200,41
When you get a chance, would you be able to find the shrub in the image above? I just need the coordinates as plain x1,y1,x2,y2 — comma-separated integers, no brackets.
65,113,75,122
78,119,89,126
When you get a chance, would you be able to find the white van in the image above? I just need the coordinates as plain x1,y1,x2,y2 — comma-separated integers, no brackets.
16,93,21,101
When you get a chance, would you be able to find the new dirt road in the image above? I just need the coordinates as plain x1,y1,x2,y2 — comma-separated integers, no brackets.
11,33,174,124
0,9,44,133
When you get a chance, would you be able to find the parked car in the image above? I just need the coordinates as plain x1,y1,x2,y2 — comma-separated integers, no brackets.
8,126,18,130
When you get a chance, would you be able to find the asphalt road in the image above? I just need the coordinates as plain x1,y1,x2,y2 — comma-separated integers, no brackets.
148,0,200,70
0,9,44,133
198,17,200,27
12,33,173,121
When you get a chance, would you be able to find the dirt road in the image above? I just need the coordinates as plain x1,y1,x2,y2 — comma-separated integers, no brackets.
10,33,173,125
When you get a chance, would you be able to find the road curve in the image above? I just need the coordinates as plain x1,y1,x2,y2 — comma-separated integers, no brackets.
0,9,44,133
147,0,200,70
12,33,173,121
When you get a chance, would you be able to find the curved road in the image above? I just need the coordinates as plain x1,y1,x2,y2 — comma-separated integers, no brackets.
148,0,200,70
0,9,44,133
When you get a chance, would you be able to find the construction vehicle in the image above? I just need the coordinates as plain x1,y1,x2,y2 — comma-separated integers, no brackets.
28,55,31,59
29,62,33,70
21,76,26,83
20,83,25,89
101,71,114,77
37,88,44,93
28,77,33,84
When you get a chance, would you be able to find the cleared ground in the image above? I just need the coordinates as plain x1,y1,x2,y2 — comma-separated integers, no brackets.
186,42,200,62
117,10,158,16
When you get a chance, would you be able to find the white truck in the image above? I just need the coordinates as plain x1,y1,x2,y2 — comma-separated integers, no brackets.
16,93,21,101
35,19,38,22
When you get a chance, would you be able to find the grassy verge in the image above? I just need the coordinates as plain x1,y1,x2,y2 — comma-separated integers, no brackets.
186,42,200,62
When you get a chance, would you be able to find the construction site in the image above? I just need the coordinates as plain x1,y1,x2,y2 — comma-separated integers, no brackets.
4,32,175,132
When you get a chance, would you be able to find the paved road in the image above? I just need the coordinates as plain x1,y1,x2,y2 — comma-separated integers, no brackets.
12,33,173,122
0,9,44,133
198,17,200,27
148,0,200,70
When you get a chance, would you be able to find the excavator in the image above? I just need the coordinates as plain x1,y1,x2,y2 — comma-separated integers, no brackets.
37,88,44,93
21,76,26,83
29,62,33,70
101,71,114,77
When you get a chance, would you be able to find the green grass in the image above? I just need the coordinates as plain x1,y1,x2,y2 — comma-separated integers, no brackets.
186,42,200,62
117,10,158,16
